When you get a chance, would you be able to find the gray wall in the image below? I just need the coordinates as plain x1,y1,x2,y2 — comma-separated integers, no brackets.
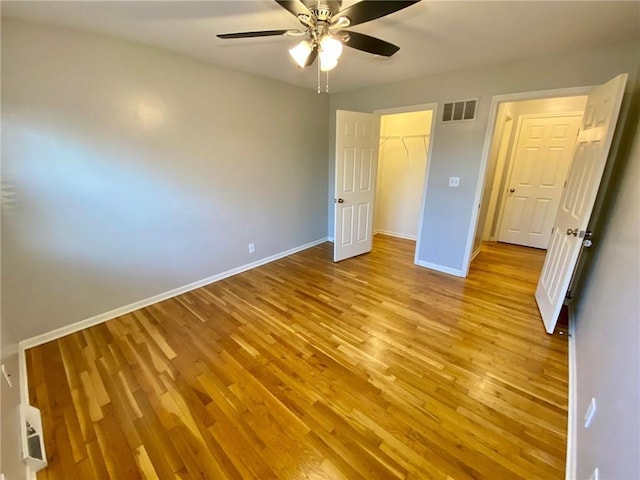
1,18,329,344
573,72,640,480
328,42,640,273
1,19,329,476
0,320,23,479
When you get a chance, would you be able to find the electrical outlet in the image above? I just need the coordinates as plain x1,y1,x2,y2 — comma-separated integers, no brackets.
589,467,600,480
584,397,597,428
248,243,255,254
448,176,460,187
1,364,12,388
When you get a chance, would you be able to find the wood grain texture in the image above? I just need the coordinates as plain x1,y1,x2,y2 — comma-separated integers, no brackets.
27,236,568,479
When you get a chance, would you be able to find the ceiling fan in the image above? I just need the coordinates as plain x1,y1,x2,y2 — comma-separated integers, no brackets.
217,1,421,73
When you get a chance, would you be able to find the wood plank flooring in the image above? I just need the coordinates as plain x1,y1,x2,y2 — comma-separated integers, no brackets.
27,235,568,479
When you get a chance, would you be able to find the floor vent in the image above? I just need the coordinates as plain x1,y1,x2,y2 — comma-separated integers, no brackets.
442,99,478,122
20,404,48,472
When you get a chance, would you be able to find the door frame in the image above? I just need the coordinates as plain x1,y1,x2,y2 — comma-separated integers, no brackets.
494,111,584,248
462,85,594,276
373,103,437,265
482,110,514,242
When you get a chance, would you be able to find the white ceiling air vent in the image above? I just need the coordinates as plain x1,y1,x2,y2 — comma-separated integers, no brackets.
442,99,478,122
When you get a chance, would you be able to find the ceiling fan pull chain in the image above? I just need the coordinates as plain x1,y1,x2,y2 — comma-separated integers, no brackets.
317,60,321,94
325,70,329,93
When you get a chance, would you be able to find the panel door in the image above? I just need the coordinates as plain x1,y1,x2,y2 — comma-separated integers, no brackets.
334,110,380,262
498,115,582,249
536,74,627,333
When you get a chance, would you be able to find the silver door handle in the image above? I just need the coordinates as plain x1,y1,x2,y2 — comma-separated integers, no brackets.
567,228,579,237
336,198,344,204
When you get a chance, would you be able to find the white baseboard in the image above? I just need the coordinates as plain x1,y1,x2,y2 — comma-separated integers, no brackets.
19,237,329,351
327,237,334,243
471,248,481,261
374,230,417,241
566,308,577,480
415,260,465,277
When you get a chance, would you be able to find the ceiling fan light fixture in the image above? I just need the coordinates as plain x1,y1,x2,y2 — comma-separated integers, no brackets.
319,54,338,72
289,40,313,68
319,35,342,71
320,35,343,59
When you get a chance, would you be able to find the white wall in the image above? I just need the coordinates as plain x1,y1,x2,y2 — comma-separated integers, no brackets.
375,111,431,239
328,42,640,274
573,72,640,479
1,18,329,341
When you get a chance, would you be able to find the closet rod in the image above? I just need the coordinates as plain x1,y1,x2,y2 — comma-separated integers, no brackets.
379,134,429,155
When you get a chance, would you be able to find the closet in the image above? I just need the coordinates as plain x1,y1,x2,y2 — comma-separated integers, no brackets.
374,110,432,240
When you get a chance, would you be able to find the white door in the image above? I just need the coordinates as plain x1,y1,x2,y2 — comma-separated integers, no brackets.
334,110,380,262
536,73,628,333
498,114,582,249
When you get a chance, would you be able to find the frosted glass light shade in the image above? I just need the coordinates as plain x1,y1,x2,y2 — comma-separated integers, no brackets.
319,36,342,71
320,36,343,58
289,40,312,68
319,54,338,71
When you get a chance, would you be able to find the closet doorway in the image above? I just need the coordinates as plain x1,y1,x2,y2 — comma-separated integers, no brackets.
473,95,588,256
373,105,434,260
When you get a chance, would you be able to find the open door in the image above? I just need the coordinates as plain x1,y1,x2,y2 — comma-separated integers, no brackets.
536,73,628,333
334,110,380,262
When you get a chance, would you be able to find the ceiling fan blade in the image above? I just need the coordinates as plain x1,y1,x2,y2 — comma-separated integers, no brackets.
335,1,420,27
217,30,290,39
340,31,400,57
304,45,319,67
274,0,312,18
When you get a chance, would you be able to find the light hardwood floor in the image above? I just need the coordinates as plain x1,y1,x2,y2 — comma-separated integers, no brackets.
27,235,568,479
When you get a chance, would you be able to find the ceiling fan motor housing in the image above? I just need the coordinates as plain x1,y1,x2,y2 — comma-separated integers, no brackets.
301,1,342,19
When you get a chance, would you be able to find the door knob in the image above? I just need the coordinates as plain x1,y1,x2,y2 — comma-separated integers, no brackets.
566,228,579,237
509,188,516,193
336,198,344,204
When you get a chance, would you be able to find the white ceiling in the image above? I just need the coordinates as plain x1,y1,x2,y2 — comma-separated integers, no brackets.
2,1,639,93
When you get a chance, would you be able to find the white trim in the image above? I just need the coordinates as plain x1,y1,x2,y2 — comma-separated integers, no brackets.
471,248,481,262
374,103,435,115
327,237,335,243
482,110,514,241
18,347,29,405
416,260,465,277
374,230,416,241
461,85,595,277
566,308,577,480
19,237,329,350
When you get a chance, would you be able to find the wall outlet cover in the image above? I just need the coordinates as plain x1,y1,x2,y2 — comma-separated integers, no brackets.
448,176,460,187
